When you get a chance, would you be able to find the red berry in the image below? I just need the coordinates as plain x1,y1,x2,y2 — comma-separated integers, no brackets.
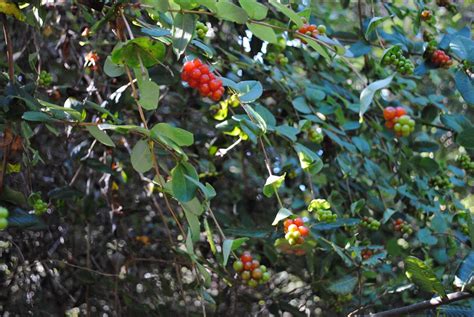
199,65,209,74
307,25,316,32
294,218,304,227
250,260,260,270
385,120,395,129
241,252,252,263
209,79,222,91
193,58,202,67
188,80,199,88
200,74,210,83
298,226,309,237
199,84,210,96
395,107,406,117
218,86,225,94
383,107,396,120
244,261,252,271
211,90,223,101
294,249,306,256
284,219,294,228
181,72,189,81
183,61,195,72
191,69,202,80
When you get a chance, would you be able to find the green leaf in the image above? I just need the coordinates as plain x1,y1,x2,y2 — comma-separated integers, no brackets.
0,1,25,21
350,199,365,215
204,218,217,255
305,37,331,61
359,74,395,121
183,207,200,242
151,123,194,146
263,174,286,198
269,0,303,27
457,127,474,149
455,252,474,288
7,208,45,230
272,208,293,226
131,139,153,173
275,125,299,142
136,71,160,111
455,71,474,105
216,0,248,24
294,143,323,175
111,38,165,68
22,111,56,123
239,0,267,20
104,56,125,77
417,228,438,246
172,13,196,58
171,162,199,202
328,275,357,295
365,15,393,38
247,22,277,44
222,238,249,266
292,96,312,114
86,126,115,147
237,80,263,103
405,256,447,297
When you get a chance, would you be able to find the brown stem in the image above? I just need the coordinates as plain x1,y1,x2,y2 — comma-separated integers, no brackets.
371,292,474,317
1,14,14,82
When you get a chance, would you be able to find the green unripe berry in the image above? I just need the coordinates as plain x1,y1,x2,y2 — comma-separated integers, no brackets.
241,271,251,280
288,238,297,245
0,207,8,218
262,272,271,282
233,260,244,272
317,24,326,34
248,279,258,288
0,218,7,230
401,125,410,133
259,265,267,273
394,123,402,132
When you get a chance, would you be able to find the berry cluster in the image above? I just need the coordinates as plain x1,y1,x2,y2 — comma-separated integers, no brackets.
430,50,453,68
181,59,224,101
33,199,48,215
38,70,53,87
361,217,380,231
393,218,413,234
0,207,8,230
383,107,415,137
429,174,453,190
266,52,288,66
297,23,326,43
308,199,337,222
361,249,373,260
457,154,474,173
232,252,271,288
308,126,324,144
84,52,100,71
196,21,209,40
283,217,310,246
381,47,414,75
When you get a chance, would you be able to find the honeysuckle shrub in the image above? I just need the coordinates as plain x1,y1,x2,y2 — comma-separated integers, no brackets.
0,0,473,315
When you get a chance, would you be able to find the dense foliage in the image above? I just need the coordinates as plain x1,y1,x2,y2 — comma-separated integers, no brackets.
0,0,473,316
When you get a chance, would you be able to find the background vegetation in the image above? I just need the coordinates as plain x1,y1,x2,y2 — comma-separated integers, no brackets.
0,0,473,316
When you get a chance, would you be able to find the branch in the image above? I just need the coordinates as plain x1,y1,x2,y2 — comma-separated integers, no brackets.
1,14,15,82
370,291,474,317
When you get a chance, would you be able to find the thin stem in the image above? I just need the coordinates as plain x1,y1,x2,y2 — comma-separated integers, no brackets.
208,206,238,259
1,14,14,82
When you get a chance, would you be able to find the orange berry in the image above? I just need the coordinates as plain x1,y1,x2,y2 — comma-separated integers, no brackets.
385,120,395,129
293,217,304,227
383,107,396,120
298,226,309,237
395,107,406,117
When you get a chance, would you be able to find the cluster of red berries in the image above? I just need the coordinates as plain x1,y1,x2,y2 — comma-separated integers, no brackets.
393,218,413,234
232,252,271,288
85,52,100,71
283,217,310,246
181,58,225,101
297,23,326,43
361,249,373,260
383,107,415,137
430,50,453,68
